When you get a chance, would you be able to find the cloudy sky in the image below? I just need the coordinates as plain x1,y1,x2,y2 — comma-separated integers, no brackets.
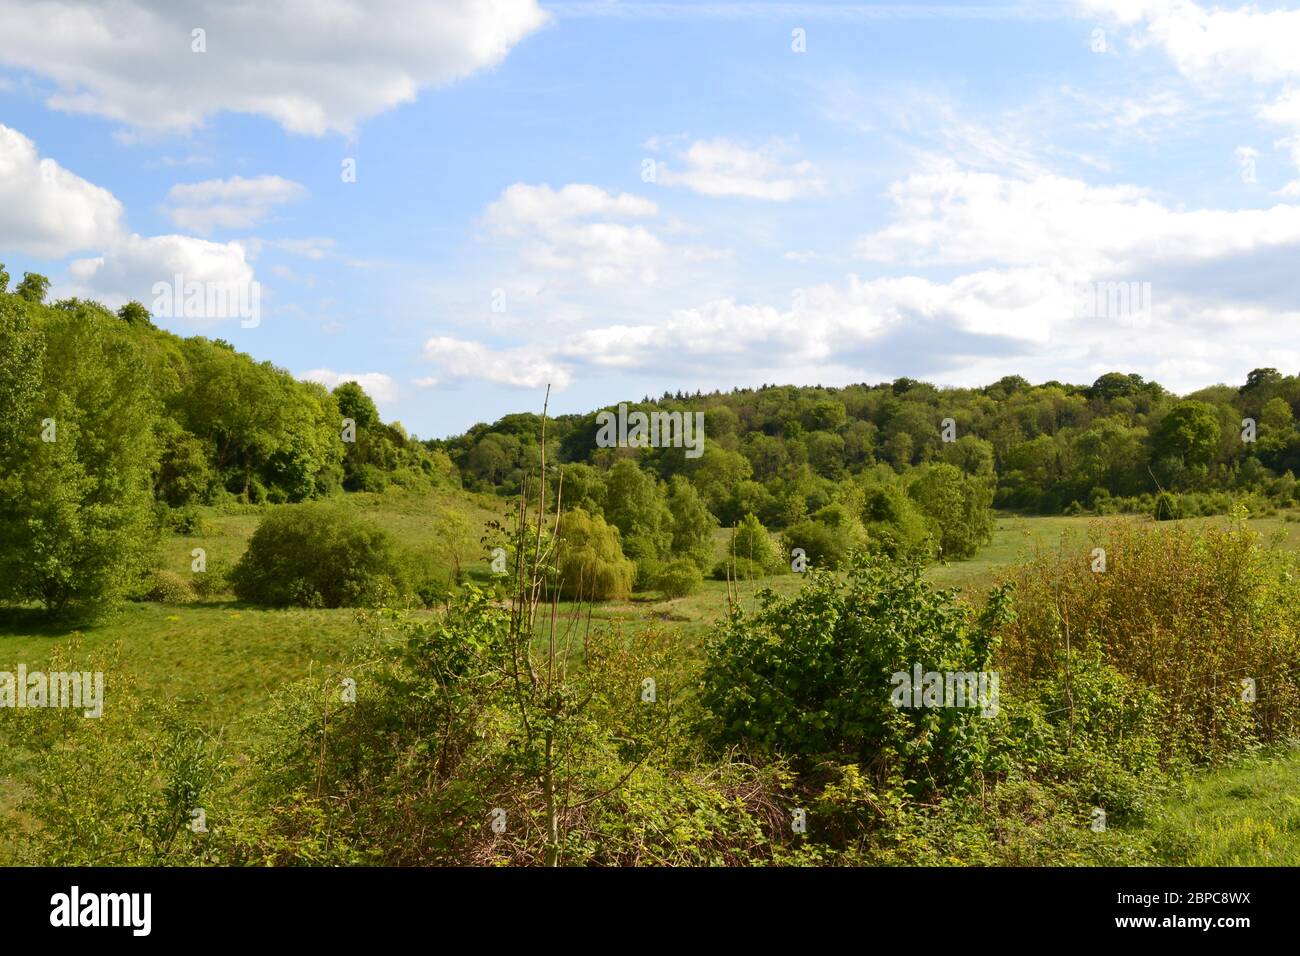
3,0,1300,437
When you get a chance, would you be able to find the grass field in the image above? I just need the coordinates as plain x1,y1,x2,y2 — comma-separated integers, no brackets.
2,490,1298,864
1143,746,1300,865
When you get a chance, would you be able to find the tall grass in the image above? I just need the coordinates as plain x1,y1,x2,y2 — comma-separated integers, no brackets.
998,513,1300,763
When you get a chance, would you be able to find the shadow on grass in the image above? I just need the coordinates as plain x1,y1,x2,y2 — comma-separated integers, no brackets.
0,598,264,638
0,605,98,638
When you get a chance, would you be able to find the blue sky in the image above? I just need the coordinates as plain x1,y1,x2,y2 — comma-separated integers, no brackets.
3,0,1300,437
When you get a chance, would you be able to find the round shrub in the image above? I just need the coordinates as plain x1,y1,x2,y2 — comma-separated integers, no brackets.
230,503,406,607
782,519,843,570
190,559,231,599
1153,490,1182,521
555,508,635,601
137,569,196,604
655,558,704,599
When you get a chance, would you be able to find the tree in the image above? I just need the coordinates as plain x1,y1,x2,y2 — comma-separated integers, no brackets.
860,476,934,560
117,301,153,327
0,308,159,617
942,434,995,477
601,459,672,562
683,446,752,514
15,272,50,304
466,433,517,486
729,512,778,573
155,426,215,507
781,504,867,571
0,262,9,294
555,508,635,601
1155,401,1221,470
0,296,44,462
908,463,995,559
557,462,606,515
1241,367,1282,395
666,475,715,568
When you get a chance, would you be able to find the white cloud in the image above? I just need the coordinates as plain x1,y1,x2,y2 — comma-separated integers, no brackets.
483,183,665,286
420,336,572,389
0,0,548,135
854,161,1300,274
1083,1,1300,190
0,123,124,257
411,261,1300,401
656,138,825,201
299,369,398,404
1081,0,1300,88
68,233,256,318
165,174,307,234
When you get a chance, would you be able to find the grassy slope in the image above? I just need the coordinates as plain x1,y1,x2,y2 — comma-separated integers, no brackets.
2,490,1297,863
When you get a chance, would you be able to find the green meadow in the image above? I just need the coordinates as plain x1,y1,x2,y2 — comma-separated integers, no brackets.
3,491,1297,866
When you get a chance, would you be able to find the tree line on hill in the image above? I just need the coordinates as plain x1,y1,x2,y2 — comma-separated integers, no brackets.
5,263,1300,617
0,270,452,617
438,364,1300,586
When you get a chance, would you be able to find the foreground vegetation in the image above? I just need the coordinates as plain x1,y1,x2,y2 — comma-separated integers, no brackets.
3,277,1298,866
1,497,1296,866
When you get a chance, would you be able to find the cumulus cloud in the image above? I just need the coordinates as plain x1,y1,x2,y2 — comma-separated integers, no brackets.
0,0,548,135
410,261,1300,399
165,175,307,234
68,234,257,318
483,183,665,286
420,336,572,389
1081,0,1300,88
656,138,825,200
0,123,124,257
854,161,1300,274
299,369,398,403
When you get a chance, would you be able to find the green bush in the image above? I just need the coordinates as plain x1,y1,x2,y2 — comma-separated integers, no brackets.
859,479,935,560
700,552,1012,797
907,463,994,559
230,503,406,607
1153,490,1182,520
726,513,779,572
780,504,867,571
135,569,196,604
189,559,231,599
555,508,635,601
655,558,704,599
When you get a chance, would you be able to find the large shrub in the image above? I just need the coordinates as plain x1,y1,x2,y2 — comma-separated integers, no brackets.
700,553,1012,797
230,503,405,607
655,558,704,599
726,512,779,572
555,508,635,601
780,504,867,571
998,516,1300,762
907,463,995,559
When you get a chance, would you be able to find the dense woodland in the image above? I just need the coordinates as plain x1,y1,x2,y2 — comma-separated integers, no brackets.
4,264,1300,617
